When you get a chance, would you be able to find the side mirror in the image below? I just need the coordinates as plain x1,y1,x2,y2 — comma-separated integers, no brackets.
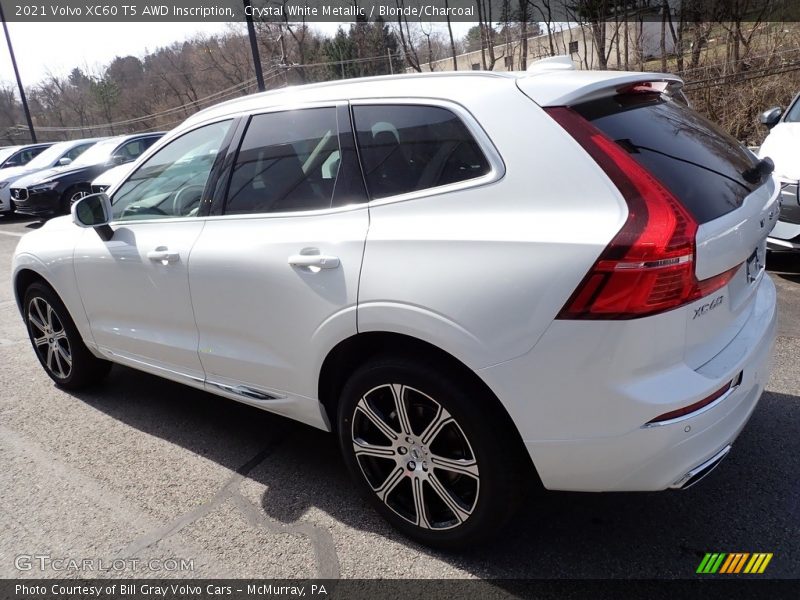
111,154,128,166
71,193,114,240
760,106,783,129
58,157,72,166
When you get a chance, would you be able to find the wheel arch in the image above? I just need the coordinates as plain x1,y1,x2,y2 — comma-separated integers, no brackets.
317,331,536,477
14,263,97,353
13,267,53,314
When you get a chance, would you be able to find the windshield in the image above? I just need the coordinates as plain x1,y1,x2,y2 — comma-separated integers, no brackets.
70,138,120,167
0,147,20,163
784,95,800,123
25,142,76,169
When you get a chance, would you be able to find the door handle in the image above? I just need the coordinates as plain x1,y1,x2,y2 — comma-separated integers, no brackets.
288,252,340,269
147,247,180,263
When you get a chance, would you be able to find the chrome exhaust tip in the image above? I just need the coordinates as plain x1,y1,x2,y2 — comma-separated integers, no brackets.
669,445,732,490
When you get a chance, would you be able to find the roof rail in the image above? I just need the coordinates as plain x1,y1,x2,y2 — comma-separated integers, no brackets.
527,55,576,72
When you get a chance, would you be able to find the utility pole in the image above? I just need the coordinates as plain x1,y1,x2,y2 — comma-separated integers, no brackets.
242,0,265,92
0,4,36,142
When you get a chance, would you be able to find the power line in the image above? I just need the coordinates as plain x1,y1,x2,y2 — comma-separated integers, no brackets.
684,59,800,90
27,78,259,131
6,71,292,136
14,78,261,133
676,45,800,77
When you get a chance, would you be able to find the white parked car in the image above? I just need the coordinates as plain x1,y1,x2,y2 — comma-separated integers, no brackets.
758,95,800,250
90,162,134,195
12,67,778,548
0,139,102,214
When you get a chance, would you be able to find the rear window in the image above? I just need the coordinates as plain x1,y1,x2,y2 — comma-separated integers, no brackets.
573,94,759,223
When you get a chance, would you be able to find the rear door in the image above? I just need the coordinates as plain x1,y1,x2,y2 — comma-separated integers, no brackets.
548,86,778,366
188,104,369,426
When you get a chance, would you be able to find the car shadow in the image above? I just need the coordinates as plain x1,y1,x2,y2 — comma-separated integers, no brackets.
0,213,42,227
66,365,800,579
767,251,800,284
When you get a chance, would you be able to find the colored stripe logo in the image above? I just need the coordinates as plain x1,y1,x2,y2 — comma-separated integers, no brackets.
697,552,773,574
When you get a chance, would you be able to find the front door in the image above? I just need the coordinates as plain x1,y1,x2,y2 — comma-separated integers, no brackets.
74,119,234,385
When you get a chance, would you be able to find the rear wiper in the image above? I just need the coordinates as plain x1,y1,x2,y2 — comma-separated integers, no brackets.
742,157,774,185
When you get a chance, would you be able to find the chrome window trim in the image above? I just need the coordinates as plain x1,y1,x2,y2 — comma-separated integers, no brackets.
109,102,351,225
106,98,505,224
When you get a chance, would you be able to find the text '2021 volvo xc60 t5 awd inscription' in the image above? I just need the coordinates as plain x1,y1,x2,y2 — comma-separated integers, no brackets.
12,63,778,548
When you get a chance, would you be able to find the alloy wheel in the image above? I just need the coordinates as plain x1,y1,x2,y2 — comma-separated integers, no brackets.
351,383,480,530
27,296,72,379
70,190,89,204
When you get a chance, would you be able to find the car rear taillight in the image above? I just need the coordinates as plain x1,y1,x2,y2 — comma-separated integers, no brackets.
546,106,739,320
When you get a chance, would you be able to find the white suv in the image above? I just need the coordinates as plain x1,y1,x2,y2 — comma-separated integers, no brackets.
12,67,778,548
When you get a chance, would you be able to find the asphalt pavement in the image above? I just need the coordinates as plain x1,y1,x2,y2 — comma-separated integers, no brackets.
0,213,797,583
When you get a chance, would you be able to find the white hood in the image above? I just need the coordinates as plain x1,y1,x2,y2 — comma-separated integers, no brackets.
92,163,133,188
759,122,800,181
0,165,29,183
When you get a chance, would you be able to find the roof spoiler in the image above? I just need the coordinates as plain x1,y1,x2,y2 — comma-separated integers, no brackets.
518,70,685,107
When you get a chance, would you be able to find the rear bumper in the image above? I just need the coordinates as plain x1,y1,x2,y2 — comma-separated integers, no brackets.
479,274,777,492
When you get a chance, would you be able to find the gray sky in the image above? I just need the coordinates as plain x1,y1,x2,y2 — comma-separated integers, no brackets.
0,22,235,86
0,21,475,88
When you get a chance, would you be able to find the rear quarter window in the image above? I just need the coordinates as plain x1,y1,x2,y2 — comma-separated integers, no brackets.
353,104,491,200
573,95,759,224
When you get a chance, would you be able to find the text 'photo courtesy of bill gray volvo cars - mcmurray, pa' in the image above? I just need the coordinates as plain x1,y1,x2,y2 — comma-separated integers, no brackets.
11,59,779,549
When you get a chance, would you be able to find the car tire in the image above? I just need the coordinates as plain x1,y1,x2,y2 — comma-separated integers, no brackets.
337,356,525,549
61,184,91,214
23,282,111,390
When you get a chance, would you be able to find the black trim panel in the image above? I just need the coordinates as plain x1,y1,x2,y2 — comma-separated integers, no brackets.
204,116,246,217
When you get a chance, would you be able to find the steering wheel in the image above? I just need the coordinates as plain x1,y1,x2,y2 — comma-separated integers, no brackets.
172,184,205,217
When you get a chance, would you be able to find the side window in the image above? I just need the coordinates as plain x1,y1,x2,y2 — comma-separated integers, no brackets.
114,139,147,162
6,150,26,166
66,144,92,161
111,120,231,221
225,107,340,215
143,136,160,151
352,105,491,200
19,148,42,163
